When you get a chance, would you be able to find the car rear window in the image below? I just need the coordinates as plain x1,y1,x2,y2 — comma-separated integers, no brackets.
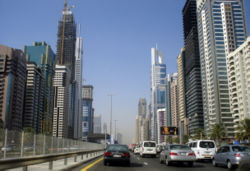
107,145,128,151
144,142,156,147
170,145,191,150
232,146,250,152
199,141,215,148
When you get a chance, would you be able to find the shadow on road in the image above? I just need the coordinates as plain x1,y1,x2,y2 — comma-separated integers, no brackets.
167,162,205,168
107,162,143,168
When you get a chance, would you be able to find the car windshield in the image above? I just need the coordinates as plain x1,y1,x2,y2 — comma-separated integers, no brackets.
107,145,128,152
232,146,250,152
170,145,191,150
144,142,156,147
199,141,215,148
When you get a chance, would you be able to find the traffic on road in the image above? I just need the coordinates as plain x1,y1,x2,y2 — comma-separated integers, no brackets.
75,141,250,171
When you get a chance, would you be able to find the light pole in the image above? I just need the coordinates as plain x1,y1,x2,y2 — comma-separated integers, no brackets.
108,94,114,142
114,120,118,142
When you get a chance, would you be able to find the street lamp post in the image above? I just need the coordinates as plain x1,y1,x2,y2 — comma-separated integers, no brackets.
114,120,118,142
108,94,114,143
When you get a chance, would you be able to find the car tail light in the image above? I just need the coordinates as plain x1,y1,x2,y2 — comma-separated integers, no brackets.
234,153,241,157
170,152,178,156
188,152,196,156
123,152,130,157
104,152,112,156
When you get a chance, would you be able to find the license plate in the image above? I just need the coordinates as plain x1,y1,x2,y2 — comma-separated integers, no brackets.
180,153,186,156
202,154,212,157
113,155,121,158
147,149,152,151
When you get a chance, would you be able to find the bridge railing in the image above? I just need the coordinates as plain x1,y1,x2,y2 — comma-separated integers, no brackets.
0,129,105,160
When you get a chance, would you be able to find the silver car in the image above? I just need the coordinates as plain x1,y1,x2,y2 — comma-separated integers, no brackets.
213,145,250,169
159,144,196,167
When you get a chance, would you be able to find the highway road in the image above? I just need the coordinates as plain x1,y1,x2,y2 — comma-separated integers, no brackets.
75,153,230,171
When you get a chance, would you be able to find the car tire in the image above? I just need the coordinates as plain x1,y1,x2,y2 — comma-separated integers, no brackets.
166,158,171,166
188,161,194,167
212,159,217,167
160,157,163,164
227,160,233,170
141,154,144,158
104,161,107,166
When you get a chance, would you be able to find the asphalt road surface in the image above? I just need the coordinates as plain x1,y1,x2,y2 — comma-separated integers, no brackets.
75,153,231,171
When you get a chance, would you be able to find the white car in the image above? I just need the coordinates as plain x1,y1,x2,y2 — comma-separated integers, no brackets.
139,141,157,158
187,140,216,160
134,147,140,154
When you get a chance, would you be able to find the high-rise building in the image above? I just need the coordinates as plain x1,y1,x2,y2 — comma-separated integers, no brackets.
56,2,76,81
177,48,187,136
52,65,71,138
171,73,179,127
94,115,102,134
166,74,172,127
138,98,147,117
23,62,44,133
227,37,250,132
157,109,166,144
197,0,248,137
82,85,94,141
0,45,26,130
182,0,204,135
135,115,139,144
150,46,167,142
23,41,55,134
74,25,83,139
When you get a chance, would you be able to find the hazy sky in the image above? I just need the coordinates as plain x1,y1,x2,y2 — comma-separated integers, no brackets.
1,0,250,144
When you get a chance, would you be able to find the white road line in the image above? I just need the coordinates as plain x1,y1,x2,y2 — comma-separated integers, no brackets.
144,162,148,165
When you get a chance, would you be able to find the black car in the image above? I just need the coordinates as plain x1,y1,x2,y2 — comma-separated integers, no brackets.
104,144,130,166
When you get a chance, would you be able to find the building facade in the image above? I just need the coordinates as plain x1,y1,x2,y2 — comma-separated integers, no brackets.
171,73,179,127
82,85,94,141
0,45,26,130
23,62,44,133
94,115,102,134
157,109,166,144
23,41,55,134
227,37,250,132
197,0,247,137
150,46,167,142
182,0,204,135
52,65,71,138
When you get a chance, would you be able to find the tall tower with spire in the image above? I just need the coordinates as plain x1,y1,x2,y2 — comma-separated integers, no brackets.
56,0,76,80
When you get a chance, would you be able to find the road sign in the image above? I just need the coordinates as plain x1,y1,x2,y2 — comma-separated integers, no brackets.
160,126,178,135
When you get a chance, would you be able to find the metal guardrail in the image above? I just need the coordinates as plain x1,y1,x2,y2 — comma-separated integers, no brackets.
0,148,104,170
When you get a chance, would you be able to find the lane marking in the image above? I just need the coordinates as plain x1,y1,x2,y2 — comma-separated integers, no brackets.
144,162,148,165
81,157,103,171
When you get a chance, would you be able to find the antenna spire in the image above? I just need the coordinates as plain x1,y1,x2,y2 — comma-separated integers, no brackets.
64,0,67,10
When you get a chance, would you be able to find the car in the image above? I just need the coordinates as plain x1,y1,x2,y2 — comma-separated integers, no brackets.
160,144,196,166
104,144,130,166
139,141,157,158
212,145,250,169
187,140,216,160
1,144,18,152
134,146,140,154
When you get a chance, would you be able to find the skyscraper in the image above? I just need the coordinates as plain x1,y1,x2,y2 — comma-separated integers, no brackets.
0,45,26,130
150,46,167,142
74,25,83,139
23,62,44,133
171,73,179,127
23,41,55,134
52,65,71,138
94,115,102,134
227,37,250,132
138,98,147,117
56,2,76,80
82,85,94,141
197,0,248,137
182,0,204,136
157,109,166,143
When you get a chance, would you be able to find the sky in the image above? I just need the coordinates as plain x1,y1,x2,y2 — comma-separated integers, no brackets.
0,0,250,144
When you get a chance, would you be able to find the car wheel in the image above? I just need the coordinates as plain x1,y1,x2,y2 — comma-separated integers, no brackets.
166,158,171,166
188,161,194,167
227,160,233,169
141,154,144,158
104,161,107,166
212,159,217,167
